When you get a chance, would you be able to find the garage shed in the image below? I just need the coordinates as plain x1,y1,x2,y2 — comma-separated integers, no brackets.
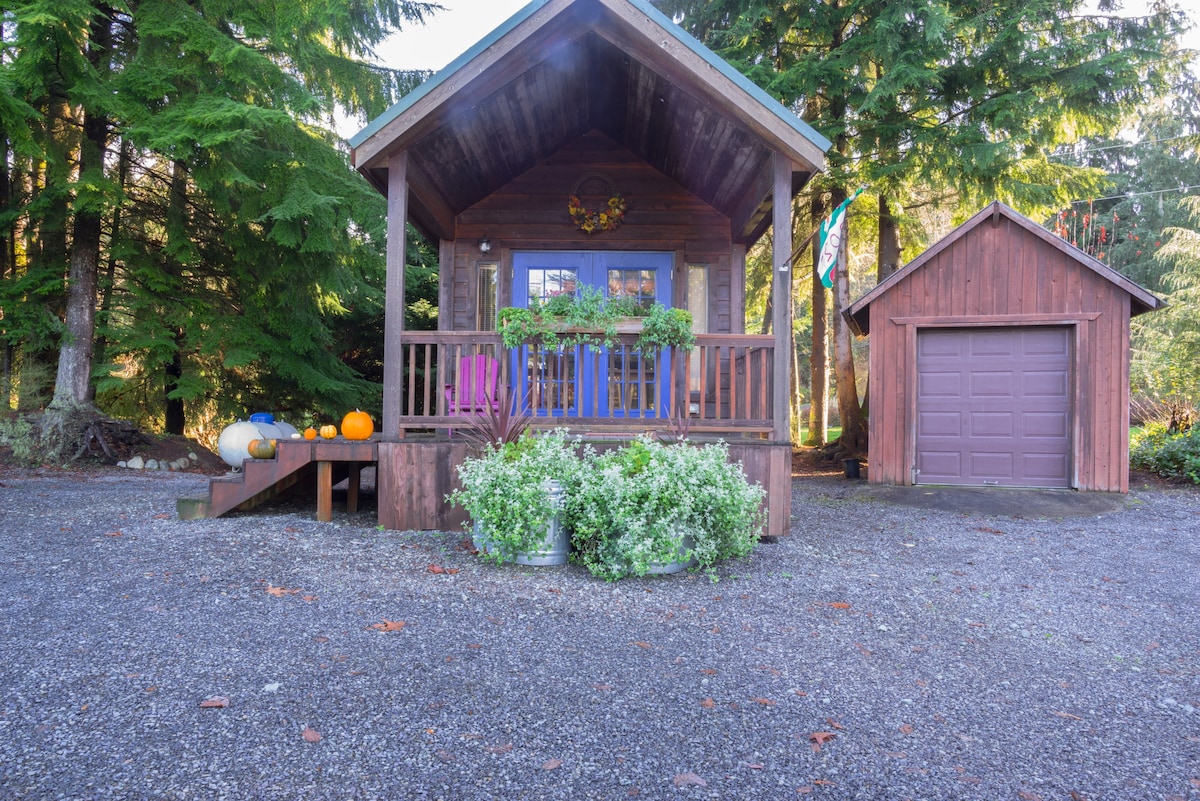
847,201,1162,493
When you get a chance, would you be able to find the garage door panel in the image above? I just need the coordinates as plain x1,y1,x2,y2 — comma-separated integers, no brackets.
917,451,962,480
968,451,1015,480
916,327,1071,488
970,412,1014,437
1023,412,1069,439
1023,453,1069,481
969,371,1015,397
1023,371,1069,398
919,372,962,397
918,411,962,437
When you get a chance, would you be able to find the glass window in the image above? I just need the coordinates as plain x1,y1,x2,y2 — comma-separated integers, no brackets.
528,268,578,307
477,263,498,331
607,269,656,311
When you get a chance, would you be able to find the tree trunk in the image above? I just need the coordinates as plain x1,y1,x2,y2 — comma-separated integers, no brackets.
49,8,112,413
877,194,901,282
806,193,828,447
831,188,867,456
165,330,185,435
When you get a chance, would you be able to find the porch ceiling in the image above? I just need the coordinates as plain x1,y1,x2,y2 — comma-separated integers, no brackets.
351,0,828,244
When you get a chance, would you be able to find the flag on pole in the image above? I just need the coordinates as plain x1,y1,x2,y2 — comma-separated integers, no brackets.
817,187,865,288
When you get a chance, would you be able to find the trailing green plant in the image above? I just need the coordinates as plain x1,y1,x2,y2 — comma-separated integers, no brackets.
497,288,694,352
448,429,582,563
636,304,694,352
1130,422,1200,484
565,436,764,580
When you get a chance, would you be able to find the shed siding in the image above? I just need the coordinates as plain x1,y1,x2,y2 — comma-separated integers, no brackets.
867,215,1134,492
443,131,736,333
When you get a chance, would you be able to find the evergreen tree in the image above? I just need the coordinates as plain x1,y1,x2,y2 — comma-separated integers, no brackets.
1,0,440,452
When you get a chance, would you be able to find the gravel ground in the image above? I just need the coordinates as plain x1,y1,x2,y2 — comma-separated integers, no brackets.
0,467,1197,801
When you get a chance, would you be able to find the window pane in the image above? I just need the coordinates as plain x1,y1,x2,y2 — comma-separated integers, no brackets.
477,263,498,331
607,268,656,311
528,268,578,306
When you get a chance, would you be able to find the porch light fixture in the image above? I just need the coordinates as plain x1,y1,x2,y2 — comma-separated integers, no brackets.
479,237,492,254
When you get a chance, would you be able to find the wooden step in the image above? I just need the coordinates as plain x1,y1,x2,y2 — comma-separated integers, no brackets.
177,438,378,521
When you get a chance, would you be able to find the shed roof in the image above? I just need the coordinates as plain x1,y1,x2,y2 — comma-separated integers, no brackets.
350,0,830,244
847,201,1164,335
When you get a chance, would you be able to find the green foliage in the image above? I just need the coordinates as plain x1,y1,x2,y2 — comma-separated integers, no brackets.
498,288,693,352
1130,423,1200,484
566,437,764,581
448,430,582,564
0,0,441,437
0,415,38,466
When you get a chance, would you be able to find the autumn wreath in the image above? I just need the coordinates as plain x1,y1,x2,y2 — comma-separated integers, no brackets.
568,174,626,234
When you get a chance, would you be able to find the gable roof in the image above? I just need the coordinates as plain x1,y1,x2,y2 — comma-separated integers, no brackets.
847,201,1164,335
350,0,830,243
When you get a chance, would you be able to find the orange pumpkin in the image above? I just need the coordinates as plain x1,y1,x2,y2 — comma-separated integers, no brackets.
303,427,318,440
247,438,277,459
341,409,374,441
319,424,338,439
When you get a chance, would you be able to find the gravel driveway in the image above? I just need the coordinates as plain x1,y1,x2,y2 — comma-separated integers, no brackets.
0,468,1197,801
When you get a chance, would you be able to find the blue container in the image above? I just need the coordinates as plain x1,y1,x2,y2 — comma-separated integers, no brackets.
249,412,275,425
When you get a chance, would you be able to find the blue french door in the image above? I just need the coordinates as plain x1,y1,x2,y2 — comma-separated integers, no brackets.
512,251,673,418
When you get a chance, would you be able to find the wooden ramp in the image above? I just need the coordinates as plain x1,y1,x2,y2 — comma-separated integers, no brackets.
178,439,378,521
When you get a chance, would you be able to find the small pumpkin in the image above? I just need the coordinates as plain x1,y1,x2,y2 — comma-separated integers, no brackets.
303,427,318,440
319,424,338,439
341,409,374,441
247,438,277,459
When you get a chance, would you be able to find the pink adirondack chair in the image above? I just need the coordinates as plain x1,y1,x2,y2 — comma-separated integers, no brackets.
444,354,501,418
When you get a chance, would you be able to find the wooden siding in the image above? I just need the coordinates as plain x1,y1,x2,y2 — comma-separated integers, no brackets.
378,439,792,537
446,131,735,333
865,213,1134,493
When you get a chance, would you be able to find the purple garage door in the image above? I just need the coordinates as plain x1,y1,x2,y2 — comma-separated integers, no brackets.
915,327,1072,488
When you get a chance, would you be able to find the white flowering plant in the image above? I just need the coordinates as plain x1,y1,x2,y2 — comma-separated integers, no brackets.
564,437,764,580
448,429,581,564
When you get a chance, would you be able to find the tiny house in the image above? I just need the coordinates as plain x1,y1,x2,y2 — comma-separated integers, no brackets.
182,0,831,533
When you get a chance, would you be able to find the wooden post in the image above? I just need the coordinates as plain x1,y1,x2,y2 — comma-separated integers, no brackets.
383,150,409,439
771,152,793,443
316,460,332,522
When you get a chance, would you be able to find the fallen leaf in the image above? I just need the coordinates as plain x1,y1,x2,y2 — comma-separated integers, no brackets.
809,731,836,751
106,531,123,537
794,690,808,697
265,585,299,597
302,726,322,743
1017,792,1043,801
829,602,851,610
435,749,455,763
744,763,764,770
593,684,613,691
752,697,776,706
672,772,707,787
797,786,812,794
153,513,170,520
285,526,302,533
370,620,406,632
826,718,845,730
701,697,715,709
814,779,837,786
428,564,445,574
899,723,914,735
633,641,652,649
199,697,229,709
542,758,563,770
1052,711,1083,721
484,743,513,754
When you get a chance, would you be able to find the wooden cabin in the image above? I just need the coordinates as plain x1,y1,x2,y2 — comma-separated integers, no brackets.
847,201,1163,493
349,0,830,535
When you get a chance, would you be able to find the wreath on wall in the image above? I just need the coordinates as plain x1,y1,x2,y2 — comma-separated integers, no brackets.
568,173,626,234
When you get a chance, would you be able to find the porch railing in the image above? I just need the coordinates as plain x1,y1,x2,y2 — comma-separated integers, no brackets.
394,331,775,435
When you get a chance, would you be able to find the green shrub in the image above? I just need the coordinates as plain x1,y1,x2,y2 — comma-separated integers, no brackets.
1130,422,1200,483
565,437,764,580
